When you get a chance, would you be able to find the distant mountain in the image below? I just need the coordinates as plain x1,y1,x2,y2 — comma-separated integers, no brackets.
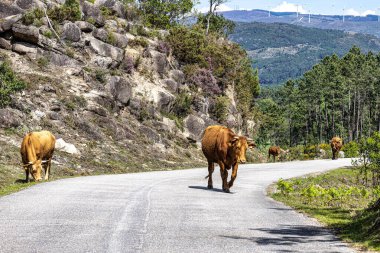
229,22,380,86
222,10,380,38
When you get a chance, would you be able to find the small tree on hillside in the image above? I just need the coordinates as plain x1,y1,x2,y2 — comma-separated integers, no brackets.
204,0,228,35
138,0,195,28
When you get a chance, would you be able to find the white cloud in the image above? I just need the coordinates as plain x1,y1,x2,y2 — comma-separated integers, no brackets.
196,4,233,13
345,8,376,16
271,1,307,14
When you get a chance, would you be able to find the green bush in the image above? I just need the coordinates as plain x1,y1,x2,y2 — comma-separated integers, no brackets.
172,91,192,118
288,145,305,160
22,8,44,26
277,178,294,195
0,61,26,108
212,96,229,123
342,141,359,158
128,37,149,48
48,0,81,23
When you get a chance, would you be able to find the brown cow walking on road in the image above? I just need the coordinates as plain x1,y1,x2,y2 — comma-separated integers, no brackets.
268,146,289,162
201,125,256,193
330,137,343,160
20,131,56,182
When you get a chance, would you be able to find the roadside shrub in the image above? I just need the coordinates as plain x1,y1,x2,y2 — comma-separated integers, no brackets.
304,145,318,159
0,61,26,108
211,96,229,123
342,141,359,158
277,178,294,195
288,145,305,160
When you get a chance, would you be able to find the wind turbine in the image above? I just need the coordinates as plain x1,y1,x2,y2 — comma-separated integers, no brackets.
342,8,345,22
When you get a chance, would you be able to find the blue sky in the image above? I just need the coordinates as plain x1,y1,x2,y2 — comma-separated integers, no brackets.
196,0,380,16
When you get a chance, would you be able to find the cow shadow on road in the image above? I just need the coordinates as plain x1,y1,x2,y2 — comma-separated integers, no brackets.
220,224,349,250
188,186,234,194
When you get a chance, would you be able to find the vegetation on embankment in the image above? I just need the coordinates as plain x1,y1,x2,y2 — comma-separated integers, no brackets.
271,132,380,251
271,167,380,251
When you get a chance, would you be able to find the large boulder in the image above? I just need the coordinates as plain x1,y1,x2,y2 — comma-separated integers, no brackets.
55,138,80,155
92,28,109,42
151,51,168,76
0,3,22,19
12,41,37,55
61,22,81,42
0,14,22,32
74,21,94,33
157,91,175,113
82,1,105,27
184,114,206,141
113,33,128,48
0,38,12,50
140,125,161,143
12,23,39,44
86,37,124,62
169,69,185,84
108,76,132,105
0,108,23,128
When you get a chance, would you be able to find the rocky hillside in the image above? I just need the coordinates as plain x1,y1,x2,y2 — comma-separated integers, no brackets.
0,0,257,186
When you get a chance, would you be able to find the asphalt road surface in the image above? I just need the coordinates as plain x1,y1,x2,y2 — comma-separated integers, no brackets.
0,159,356,253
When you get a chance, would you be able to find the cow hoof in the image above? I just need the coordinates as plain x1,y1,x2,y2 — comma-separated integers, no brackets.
207,185,213,189
223,188,230,193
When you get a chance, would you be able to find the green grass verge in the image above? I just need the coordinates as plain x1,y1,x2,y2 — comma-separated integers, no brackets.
271,167,380,251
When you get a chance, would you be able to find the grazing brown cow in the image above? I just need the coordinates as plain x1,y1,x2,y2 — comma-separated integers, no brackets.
201,125,256,193
268,146,289,162
20,131,56,182
330,137,343,160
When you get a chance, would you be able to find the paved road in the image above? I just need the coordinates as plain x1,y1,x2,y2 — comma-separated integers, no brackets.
0,159,355,253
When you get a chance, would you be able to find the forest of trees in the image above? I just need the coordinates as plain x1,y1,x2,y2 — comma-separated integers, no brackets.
257,46,380,147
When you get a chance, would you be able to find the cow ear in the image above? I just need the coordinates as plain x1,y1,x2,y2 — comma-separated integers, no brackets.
230,136,239,144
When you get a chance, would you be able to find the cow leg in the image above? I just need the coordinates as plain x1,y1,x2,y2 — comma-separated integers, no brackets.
219,163,229,193
44,161,50,180
228,163,238,188
207,162,214,189
25,168,29,183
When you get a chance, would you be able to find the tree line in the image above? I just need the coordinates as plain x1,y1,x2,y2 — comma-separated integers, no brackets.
257,46,380,146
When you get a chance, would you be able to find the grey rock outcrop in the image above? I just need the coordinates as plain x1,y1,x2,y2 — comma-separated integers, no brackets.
0,38,12,50
0,108,23,128
61,22,81,42
12,23,39,44
86,37,124,62
108,76,132,105
75,21,94,33
0,14,22,32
